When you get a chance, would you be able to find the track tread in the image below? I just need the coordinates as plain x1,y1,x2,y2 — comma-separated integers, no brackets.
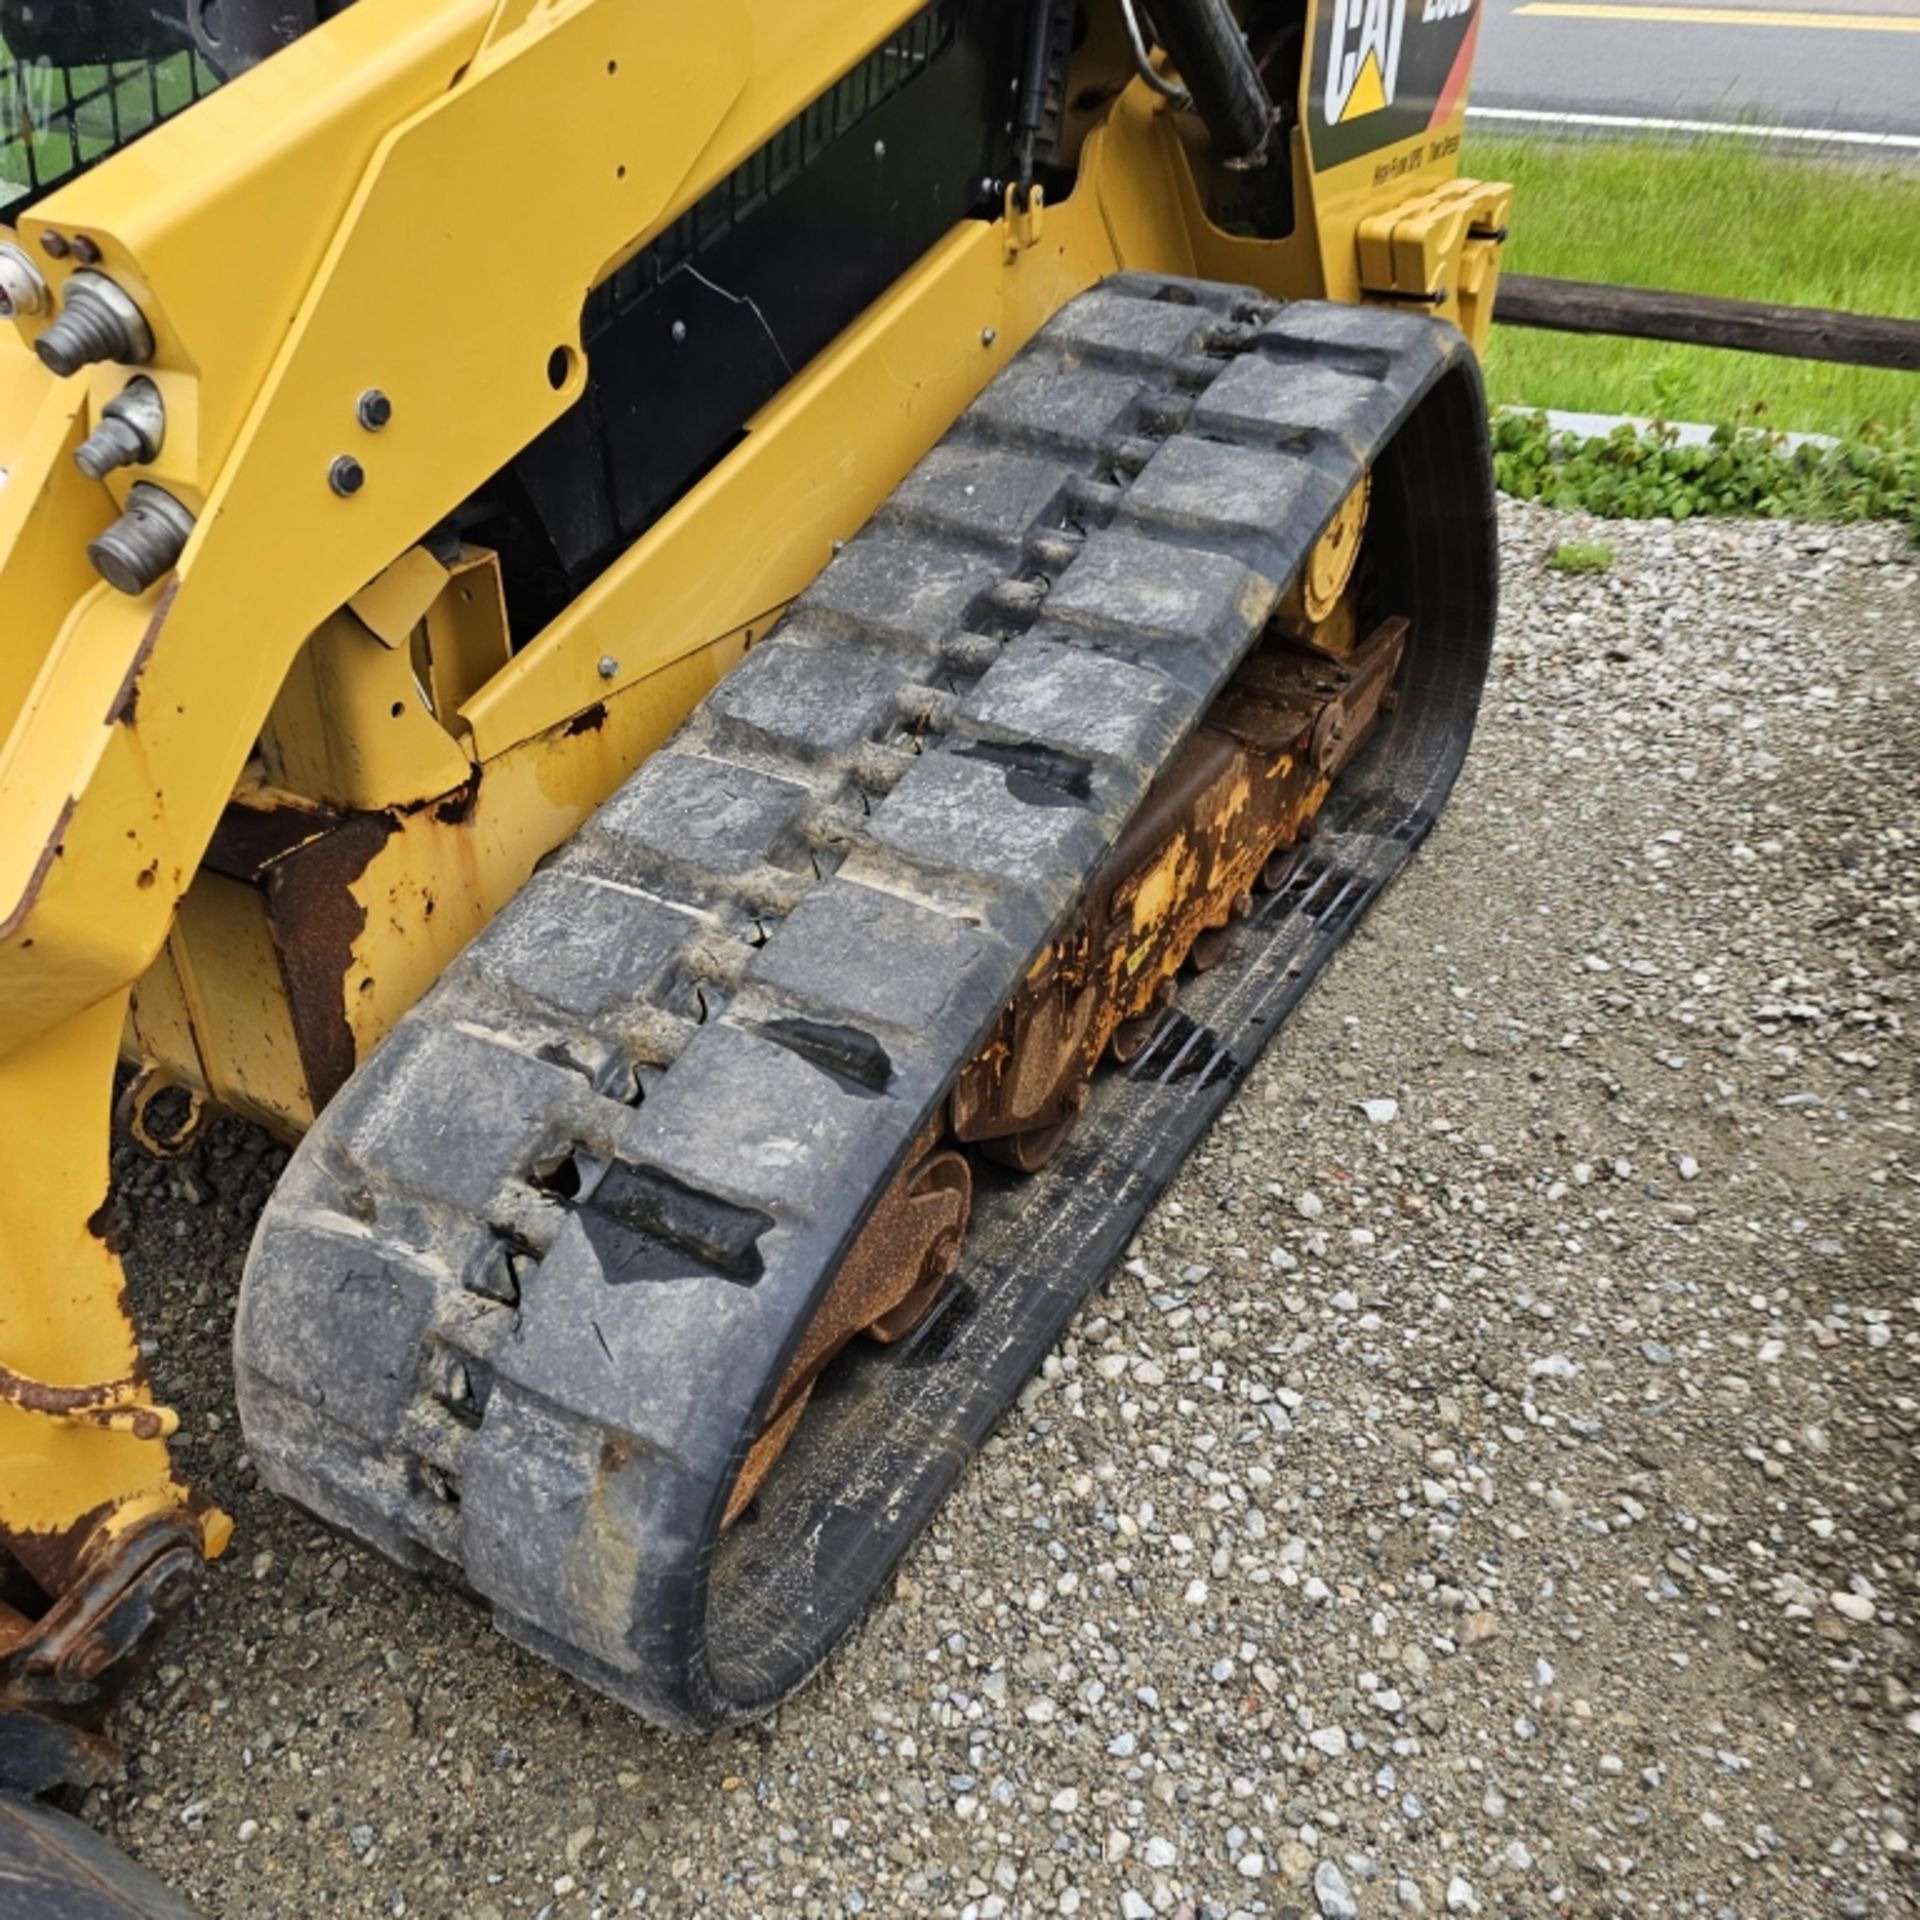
236,275,1493,1728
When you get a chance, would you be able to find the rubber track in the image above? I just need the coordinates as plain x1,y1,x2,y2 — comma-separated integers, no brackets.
236,276,1496,1730
0,1798,201,1919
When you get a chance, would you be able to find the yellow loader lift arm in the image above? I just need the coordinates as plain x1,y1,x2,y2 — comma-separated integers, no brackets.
0,0,1506,1787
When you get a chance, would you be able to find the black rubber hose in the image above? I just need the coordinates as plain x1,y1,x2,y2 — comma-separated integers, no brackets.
1148,0,1276,165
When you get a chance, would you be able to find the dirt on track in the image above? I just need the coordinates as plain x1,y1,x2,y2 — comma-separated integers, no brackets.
82,505,1917,1920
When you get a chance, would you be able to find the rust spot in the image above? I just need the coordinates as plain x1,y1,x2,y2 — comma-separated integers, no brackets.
0,796,77,944
206,773,480,1112
726,1120,969,1526
2,1498,116,1605
84,1199,123,1253
429,775,481,826
950,617,1409,1164
0,1501,207,1790
0,1366,166,1441
204,794,342,883
564,702,608,738
264,811,397,1110
105,579,177,726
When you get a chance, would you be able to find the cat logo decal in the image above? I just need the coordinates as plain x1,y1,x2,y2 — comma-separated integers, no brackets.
1323,0,1407,123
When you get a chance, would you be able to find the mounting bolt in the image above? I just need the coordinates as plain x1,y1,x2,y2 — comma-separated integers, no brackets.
74,375,167,480
670,319,688,344
70,234,101,266
0,243,51,319
873,138,887,158
34,271,155,377
596,655,619,680
88,481,196,595
356,387,392,431
981,327,998,347
39,231,70,260
328,454,366,497
62,1637,118,1686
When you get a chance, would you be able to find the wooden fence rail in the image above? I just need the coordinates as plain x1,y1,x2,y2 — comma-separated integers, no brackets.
1492,274,1920,373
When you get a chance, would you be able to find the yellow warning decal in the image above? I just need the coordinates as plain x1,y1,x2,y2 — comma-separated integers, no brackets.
1341,48,1390,118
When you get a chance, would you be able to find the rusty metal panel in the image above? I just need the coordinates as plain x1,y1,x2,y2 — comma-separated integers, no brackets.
168,871,313,1137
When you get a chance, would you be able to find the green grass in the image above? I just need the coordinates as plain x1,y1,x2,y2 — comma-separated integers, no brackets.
1465,133,1920,436
1494,408,1918,532
1546,538,1615,573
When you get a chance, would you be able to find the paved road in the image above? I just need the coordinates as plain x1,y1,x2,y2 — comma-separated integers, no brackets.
1471,0,1920,142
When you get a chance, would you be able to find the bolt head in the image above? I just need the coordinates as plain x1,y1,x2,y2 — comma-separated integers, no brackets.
66,1639,116,1684
356,388,393,431
0,244,49,319
329,455,366,497
981,327,998,348
70,234,101,266
596,655,619,680
670,319,688,344
40,231,70,259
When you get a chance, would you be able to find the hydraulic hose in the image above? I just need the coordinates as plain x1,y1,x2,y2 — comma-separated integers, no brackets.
1146,0,1277,166
1118,0,1193,106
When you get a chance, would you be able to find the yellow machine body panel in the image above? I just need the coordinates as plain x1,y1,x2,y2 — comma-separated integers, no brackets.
0,0,1505,1766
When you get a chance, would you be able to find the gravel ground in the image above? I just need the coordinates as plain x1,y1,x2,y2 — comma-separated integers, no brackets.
82,505,1916,1919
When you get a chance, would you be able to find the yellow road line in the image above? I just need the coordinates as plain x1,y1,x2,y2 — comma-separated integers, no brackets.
1517,2,1920,28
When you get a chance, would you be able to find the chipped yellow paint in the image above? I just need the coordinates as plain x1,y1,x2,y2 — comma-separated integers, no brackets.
1128,840,1188,941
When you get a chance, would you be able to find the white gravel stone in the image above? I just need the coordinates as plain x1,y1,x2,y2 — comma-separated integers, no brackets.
82,509,1920,1920
1315,1859,1359,1918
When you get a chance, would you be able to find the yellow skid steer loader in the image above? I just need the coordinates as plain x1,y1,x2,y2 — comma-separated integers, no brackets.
0,0,1508,1819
